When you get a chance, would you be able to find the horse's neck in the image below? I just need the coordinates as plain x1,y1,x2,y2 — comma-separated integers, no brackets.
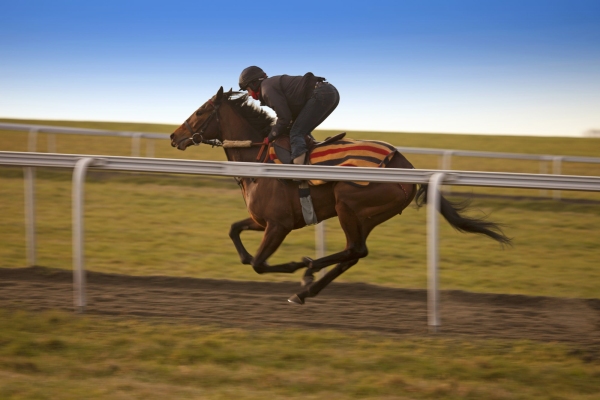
223,144,263,163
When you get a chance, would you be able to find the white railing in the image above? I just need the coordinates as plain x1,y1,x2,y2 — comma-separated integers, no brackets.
0,122,166,157
395,147,600,200
3,121,600,197
2,151,600,331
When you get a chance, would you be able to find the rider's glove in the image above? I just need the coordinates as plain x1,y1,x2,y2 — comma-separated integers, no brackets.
267,131,278,142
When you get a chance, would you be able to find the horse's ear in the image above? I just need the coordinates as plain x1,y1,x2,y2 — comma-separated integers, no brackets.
216,86,224,100
226,88,233,96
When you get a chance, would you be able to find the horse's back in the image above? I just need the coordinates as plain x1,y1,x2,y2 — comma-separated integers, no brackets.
385,149,416,170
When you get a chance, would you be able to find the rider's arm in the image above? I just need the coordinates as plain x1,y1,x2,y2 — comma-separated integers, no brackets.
261,79,293,138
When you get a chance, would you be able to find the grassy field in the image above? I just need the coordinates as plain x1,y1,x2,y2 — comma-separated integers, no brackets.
1,120,599,297
1,309,599,400
1,119,599,399
0,168,599,298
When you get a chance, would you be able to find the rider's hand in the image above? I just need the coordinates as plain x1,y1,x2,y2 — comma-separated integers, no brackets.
267,131,278,142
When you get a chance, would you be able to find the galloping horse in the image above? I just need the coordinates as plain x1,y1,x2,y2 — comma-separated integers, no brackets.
170,87,510,304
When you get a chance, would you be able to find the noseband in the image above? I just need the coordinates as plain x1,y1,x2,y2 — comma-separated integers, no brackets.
180,99,223,147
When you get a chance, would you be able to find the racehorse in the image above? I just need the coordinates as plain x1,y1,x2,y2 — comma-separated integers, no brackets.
170,87,511,304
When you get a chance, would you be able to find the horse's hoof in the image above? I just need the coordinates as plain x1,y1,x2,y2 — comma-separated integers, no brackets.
288,294,305,305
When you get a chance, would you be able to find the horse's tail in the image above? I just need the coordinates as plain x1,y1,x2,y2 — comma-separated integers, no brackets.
415,184,512,246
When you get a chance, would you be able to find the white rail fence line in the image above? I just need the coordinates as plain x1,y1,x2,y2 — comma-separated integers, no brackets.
3,152,600,331
3,122,600,199
395,147,600,199
0,122,166,157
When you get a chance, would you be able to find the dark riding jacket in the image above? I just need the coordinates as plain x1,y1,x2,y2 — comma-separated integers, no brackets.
259,72,323,137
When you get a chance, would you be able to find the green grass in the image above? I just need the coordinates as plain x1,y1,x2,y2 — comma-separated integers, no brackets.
1,120,599,297
0,309,598,400
2,119,600,399
1,167,599,298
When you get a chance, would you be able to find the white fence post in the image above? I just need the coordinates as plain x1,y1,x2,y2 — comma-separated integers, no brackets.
553,156,563,200
72,157,95,313
146,138,155,158
131,133,143,157
47,133,57,153
23,167,36,266
427,172,445,333
539,160,549,197
27,128,38,152
441,151,453,171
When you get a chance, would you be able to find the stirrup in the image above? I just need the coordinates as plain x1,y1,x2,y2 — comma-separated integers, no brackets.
292,153,306,182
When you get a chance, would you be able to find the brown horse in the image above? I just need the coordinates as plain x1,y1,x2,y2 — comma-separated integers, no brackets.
170,87,510,304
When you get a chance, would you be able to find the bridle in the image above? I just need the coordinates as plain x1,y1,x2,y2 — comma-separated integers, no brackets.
175,96,271,161
179,99,223,148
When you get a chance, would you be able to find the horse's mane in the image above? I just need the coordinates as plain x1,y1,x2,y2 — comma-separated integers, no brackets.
227,92,275,136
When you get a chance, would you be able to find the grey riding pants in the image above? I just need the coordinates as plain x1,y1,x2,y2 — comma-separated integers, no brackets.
289,83,340,159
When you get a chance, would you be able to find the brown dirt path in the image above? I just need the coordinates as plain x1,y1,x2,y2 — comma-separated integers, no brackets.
1,267,599,351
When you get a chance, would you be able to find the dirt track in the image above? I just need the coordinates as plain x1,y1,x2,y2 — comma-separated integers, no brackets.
1,267,599,350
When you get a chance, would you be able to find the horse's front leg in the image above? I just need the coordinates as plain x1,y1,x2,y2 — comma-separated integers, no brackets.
250,222,309,274
229,218,265,265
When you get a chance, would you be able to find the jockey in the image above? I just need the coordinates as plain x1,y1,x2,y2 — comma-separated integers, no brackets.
238,66,340,165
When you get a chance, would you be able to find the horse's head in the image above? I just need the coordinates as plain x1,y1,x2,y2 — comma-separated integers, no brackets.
170,86,228,150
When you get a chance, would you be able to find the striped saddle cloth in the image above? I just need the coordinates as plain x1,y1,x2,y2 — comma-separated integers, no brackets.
268,138,397,186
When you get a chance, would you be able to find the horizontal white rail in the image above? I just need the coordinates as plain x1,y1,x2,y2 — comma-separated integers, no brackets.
396,146,600,164
2,122,599,165
1,152,600,192
0,122,165,158
2,152,600,326
0,122,166,139
3,121,599,198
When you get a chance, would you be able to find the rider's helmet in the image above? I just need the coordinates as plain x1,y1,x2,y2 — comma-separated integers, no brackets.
239,66,267,91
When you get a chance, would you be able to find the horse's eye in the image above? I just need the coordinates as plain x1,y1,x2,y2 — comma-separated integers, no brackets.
195,110,204,116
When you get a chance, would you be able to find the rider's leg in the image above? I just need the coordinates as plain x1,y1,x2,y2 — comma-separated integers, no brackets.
289,84,340,163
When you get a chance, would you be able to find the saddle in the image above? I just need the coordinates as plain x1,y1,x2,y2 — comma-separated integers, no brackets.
268,134,398,187
271,133,346,165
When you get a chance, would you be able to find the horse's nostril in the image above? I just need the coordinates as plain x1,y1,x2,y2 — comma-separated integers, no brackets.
170,133,174,139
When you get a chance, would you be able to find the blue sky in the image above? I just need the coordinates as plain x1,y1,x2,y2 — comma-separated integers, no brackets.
1,1,599,136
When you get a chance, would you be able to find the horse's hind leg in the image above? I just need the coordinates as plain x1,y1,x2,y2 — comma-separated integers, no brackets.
292,197,403,303
292,200,368,299
229,218,265,265
301,202,369,273
301,181,414,280
289,259,359,305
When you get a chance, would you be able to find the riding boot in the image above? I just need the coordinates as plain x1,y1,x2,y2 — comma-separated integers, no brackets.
293,153,306,165
291,153,307,182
